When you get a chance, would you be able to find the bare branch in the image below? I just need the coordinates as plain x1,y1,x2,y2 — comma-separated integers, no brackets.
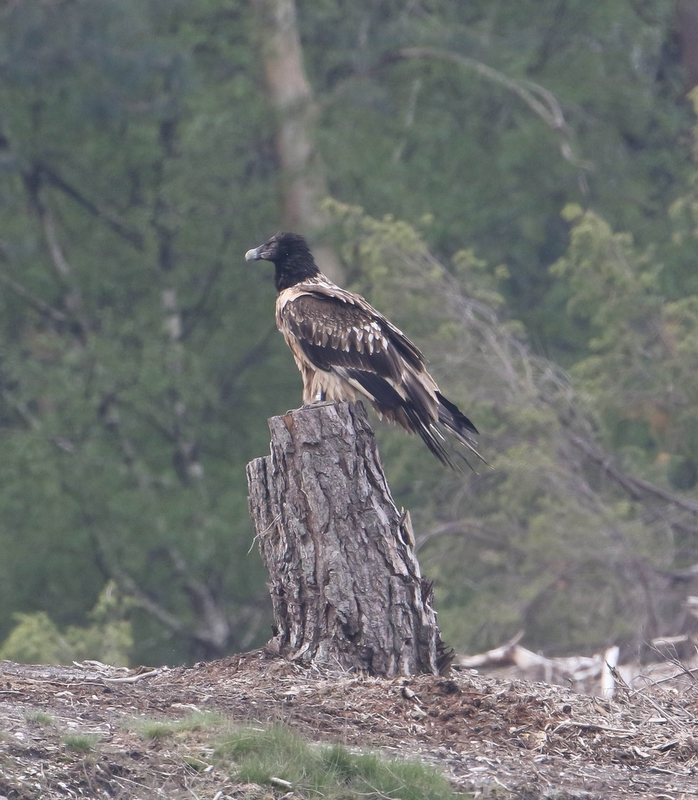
41,208,72,280
39,208,91,340
379,47,592,171
39,163,144,250
22,168,91,339
0,272,68,325
119,574,185,634
168,547,231,652
180,228,234,341
220,324,277,401
568,433,698,517
86,530,185,634
1,389,41,430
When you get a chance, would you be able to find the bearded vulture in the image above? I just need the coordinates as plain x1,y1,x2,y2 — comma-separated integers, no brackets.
245,232,484,469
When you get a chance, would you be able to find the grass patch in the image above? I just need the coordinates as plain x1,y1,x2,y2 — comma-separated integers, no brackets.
183,755,211,771
215,724,463,800
134,711,225,740
63,734,98,753
25,711,53,726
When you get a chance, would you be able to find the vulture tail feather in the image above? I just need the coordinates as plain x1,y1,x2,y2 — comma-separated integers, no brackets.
436,392,488,469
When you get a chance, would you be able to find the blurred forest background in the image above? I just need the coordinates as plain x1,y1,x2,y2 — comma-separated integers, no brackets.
3,0,698,668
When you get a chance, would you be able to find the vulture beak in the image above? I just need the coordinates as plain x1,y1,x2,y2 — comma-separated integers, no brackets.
245,246,261,262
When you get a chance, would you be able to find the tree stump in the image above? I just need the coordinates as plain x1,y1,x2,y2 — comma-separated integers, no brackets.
246,401,449,676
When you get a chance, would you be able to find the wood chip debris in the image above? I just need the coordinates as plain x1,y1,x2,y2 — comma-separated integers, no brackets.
0,651,697,799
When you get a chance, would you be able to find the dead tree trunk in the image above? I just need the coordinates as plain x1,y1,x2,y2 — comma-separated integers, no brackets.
246,401,448,676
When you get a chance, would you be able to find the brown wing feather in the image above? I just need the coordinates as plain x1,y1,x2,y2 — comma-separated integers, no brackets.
276,278,484,470
286,283,424,367
282,293,408,381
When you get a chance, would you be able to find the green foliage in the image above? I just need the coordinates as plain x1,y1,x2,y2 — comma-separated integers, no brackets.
327,203,698,655
0,0,282,665
0,0,696,665
215,724,461,800
667,455,698,491
551,204,698,479
551,205,663,407
25,712,54,727
134,711,225,740
63,734,98,753
0,613,69,666
0,581,133,666
304,0,692,359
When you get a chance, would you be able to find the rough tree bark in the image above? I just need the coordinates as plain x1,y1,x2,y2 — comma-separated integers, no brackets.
246,401,449,676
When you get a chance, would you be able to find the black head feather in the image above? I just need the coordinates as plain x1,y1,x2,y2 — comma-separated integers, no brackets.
245,232,320,292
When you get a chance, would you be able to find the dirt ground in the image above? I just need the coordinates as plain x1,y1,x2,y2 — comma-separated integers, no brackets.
1,649,697,799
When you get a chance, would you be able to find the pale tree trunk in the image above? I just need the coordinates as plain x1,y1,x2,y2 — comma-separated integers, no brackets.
252,0,343,281
677,0,698,90
246,401,450,677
